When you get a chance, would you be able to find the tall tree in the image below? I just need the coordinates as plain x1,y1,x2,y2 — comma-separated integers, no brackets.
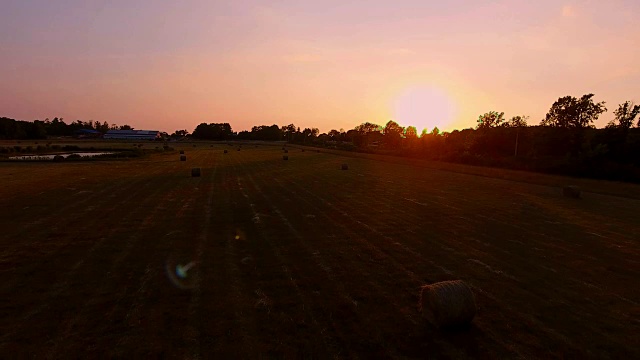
503,115,529,128
354,122,382,134
405,126,418,139
383,120,404,149
608,101,640,129
540,94,607,128
477,111,505,129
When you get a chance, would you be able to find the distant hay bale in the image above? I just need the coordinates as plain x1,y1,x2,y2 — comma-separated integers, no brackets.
301,149,305,152
180,155,187,161
193,144,196,147
282,146,285,150
341,164,349,170
179,150,184,154
53,155,64,162
224,149,228,154
191,168,201,177
237,148,241,151
419,280,476,328
316,150,320,153
283,155,288,160
284,149,289,153
563,186,581,199
210,145,213,147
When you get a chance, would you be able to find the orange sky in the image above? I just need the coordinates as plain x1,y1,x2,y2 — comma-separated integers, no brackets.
1,0,639,133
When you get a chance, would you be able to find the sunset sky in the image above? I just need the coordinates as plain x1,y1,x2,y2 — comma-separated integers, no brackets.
1,0,639,133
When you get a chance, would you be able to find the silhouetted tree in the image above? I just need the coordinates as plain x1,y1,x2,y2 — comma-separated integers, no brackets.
192,123,233,140
405,126,418,139
171,129,190,139
328,129,341,142
607,101,639,130
503,115,529,128
477,111,505,129
383,120,404,149
541,94,606,129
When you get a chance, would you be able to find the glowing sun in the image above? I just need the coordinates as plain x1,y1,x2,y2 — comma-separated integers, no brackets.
392,85,457,133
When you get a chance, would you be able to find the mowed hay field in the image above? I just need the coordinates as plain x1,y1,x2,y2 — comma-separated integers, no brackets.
1,143,639,358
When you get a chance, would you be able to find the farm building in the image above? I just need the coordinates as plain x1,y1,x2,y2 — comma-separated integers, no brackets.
103,130,161,140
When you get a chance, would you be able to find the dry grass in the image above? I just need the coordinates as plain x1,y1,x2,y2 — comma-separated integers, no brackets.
1,141,638,358
290,144,640,199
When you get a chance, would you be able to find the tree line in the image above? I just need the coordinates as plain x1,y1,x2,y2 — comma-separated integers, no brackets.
0,117,142,139
2,94,639,181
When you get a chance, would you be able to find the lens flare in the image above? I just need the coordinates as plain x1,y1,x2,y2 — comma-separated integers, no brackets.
165,257,197,289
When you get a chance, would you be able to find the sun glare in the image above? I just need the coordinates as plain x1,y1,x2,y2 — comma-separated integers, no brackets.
392,85,457,133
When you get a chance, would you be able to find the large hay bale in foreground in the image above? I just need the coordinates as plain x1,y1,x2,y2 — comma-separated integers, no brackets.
283,155,288,160
419,280,476,328
191,168,201,177
180,155,187,161
179,150,184,154
341,164,349,170
563,186,581,199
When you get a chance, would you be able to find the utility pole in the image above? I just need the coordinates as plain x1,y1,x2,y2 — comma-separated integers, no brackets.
514,127,520,157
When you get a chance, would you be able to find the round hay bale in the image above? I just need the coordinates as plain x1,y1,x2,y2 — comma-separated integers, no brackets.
316,150,320,153
563,186,581,199
237,148,241,151
341,164,349,170
224,149,228,154
180,155,187,161
53,155,64,162
284,149,289,153
179,150,185,154
419,280,476,328
283,155,288,160
302,149,305,152
191,168,201,177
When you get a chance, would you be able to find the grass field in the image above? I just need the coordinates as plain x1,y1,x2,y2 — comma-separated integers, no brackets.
1,142,639,358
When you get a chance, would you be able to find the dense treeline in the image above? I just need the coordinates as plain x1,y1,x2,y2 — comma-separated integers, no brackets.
2,94,639,181
0,117,139,139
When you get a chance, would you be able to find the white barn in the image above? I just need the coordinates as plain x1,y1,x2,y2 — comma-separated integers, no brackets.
103,130,161,140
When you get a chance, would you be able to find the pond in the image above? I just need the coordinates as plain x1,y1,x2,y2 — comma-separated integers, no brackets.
8,152,116,160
